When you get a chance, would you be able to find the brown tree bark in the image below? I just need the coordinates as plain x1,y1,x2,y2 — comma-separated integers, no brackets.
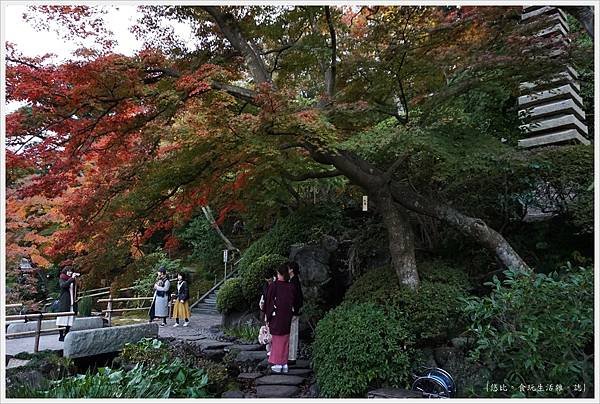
373,190,419,288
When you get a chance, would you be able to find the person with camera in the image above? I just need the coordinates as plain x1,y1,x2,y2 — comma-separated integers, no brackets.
148,267,170,326
57,265,80,341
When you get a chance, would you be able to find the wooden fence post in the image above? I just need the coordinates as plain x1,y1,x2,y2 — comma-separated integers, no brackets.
107,294,113,327
34,314,42,352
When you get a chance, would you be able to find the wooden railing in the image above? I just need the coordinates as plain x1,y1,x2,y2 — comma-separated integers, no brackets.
98,296,154,327
5,312,76,352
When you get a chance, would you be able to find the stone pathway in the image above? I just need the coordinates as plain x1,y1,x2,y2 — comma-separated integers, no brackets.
235,359,315,398
157,313,223,340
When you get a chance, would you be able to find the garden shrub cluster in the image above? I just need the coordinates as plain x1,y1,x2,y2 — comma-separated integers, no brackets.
216,278,245,313
312,302,414,397
344,261,471,342
462,264,594,396
240,253,287,307
218,205,344,312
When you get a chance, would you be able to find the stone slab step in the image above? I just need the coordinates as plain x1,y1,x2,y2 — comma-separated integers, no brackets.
256,385,300,398
256,375,305,386
237,372,263,382
192,340,233,351
286,368,313,376
222,390,244,398
224,344,263,352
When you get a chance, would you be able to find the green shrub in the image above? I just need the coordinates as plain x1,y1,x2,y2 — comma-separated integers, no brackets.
18,357,210,398
344,263,469,342
216,278,245,313
77,296,93,317
462,264,594,397
240,254,287,304
121,338,170,366
130,251,182,296
178,216,224,272
222,324,261,343
312,303,414,397
238,204,343,271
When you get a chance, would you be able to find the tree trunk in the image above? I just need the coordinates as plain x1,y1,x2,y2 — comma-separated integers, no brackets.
374,191,419,289
201,205,240,254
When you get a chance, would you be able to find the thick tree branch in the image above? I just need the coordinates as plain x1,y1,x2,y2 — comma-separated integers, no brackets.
210,81,257,103
201,6,272,84
201,205,240,253
283,169,342,182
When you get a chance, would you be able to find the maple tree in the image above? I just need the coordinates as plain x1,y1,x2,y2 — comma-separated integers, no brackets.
5,5,592,288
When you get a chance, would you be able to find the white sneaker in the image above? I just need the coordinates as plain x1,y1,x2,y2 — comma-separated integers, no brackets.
282,365,289,373
173,323,179,327
271,365,282,373
183,321,189,327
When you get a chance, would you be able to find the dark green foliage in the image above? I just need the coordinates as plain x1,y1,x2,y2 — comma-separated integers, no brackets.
240,253,287,305
77,296,93,317
344,262,470,342
20,359,210,398
121,338,170,366
178,215,224,272
222,324,261,343
129,251,182,296
238,204,344,271
462,264,594,397
312,302,414,397
216,277,245,313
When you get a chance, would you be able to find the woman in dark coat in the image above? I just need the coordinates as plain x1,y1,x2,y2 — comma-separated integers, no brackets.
264,263,296,373
56,266,79,341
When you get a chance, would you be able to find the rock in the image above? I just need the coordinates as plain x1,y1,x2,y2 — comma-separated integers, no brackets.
256,385,300,398
7,316,104,337
221,390,244,398
224,344,263,352
321,235,339,252
306,382,320,398
433,347,459,368
289,244,331,285
418,347,438,368
367,388,423,398
234,350,268,367
256,375,305,386
203,349,226,361
193,340,233,351
286,368,312,376
6,358,31,369
237,372,263,381
222,310,262,329
63,323,158,358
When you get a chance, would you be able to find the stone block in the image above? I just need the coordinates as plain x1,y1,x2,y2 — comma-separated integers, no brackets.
256,374,305,385
7,316,104,337
256,385,300,398
63,323,158,358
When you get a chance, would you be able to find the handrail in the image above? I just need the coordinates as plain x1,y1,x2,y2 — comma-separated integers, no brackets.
189,268,239,309
97,297,153,303
5,311,76,352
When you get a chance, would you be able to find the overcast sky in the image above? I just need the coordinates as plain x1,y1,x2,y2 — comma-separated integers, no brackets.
5,5,147,60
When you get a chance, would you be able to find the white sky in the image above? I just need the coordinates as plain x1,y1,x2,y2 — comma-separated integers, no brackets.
5,5,145,60
3,4,197,113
